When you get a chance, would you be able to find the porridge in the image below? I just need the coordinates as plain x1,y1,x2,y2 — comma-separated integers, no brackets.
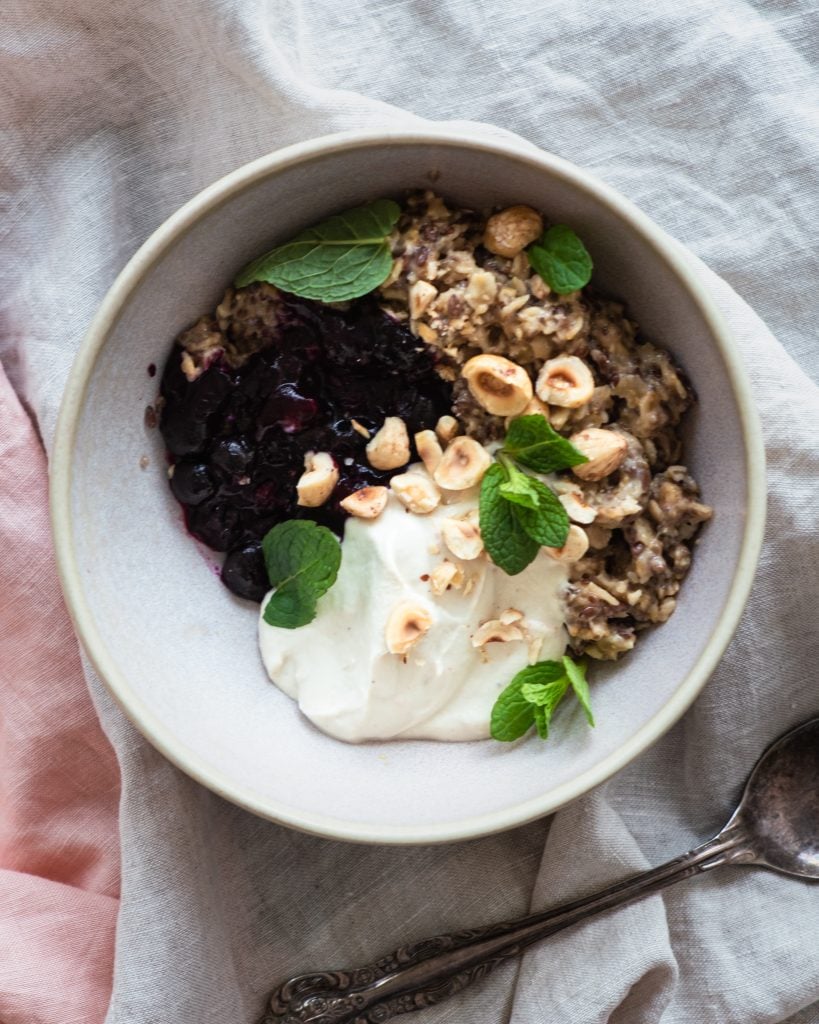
157,193,712,743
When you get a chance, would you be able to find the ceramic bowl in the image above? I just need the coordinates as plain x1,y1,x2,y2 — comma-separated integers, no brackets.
51,130,765,844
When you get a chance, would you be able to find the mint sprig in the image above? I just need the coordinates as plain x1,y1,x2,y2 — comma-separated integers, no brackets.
479,417,586,575
490,656,594,742
479,464,540,576
261,520,341,628
509,470,571,549
527,224,593,295
497,460,543,510
235,199,401,303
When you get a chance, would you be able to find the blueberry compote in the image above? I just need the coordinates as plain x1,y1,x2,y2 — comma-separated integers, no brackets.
160,295,452,602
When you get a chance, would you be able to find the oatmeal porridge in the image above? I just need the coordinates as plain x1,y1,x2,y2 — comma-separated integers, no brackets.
156,192,711,743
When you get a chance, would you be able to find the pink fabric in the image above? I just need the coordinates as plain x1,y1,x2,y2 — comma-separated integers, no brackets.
0,364,120,1024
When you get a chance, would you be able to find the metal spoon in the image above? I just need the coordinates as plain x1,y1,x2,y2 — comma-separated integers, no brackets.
261,716,819,1024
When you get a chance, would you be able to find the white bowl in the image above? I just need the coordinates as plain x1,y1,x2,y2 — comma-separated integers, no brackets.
51,130,765,844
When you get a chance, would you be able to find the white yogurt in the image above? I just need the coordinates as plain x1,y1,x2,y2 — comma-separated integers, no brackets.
258,488,568,743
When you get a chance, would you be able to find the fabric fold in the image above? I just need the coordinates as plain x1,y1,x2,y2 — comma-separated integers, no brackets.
0,364,120,1024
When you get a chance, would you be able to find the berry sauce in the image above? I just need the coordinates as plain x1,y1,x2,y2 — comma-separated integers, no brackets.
159,296,452,602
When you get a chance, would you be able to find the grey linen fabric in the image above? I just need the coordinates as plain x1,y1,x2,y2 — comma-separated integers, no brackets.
2,0,818,1021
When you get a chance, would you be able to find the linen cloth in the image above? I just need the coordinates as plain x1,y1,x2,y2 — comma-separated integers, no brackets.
0,367,121,1024
2,1,819,1022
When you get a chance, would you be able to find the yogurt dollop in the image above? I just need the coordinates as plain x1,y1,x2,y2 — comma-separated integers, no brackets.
259,491,568,743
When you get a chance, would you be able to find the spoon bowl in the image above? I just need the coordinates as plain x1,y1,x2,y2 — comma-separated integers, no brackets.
730,717,819,879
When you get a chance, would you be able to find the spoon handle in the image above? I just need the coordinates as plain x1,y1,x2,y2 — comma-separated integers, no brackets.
260,826,752,1024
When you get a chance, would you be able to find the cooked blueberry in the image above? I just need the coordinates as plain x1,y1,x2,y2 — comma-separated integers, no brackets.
259,384,318,434
161,407,208,456
253,481,286,508
222,543,269,602
187,365,233,421
159,347,190,401
232,356,279,403
187,501,241,551
159,295,453,601
170,462,214,505
160,362,232,455
211,437,252,475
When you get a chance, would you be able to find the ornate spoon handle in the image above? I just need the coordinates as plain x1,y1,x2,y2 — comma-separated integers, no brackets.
261,827,753,1024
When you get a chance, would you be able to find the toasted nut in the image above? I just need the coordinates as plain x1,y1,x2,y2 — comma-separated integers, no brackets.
585,581,620,606
429,560,463,596
535,356,595,408
462,354,533,417
527,635,544,663
435,415,460,445
585,523,612,549
501,293,530,318
409,280,437,319
471,619,525,647
415,322,438,344
440,514,484,560
390,472,441,514
385,601,433,655
657,596,677,621
366,416,410,470
296,452,339,507
505,395,550,429
382,257,403,289
529,336,551,360
547,405,572,430
529,274,551,301
500,608,524,625
558,489,597,525
433,437,492,490
544,525,590,563
464,270,498,313
569,428,628,481
339,486,389,519
180,351,200,382
483,205,543,258
350,418,370,439
414,429,444,475
594,496,642,526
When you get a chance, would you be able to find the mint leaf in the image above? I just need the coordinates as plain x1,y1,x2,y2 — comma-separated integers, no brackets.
235,199,401,302
480,444,571,572
563,655,595,727
261,520,341,628
491,662,567,742
520,678,570,740
490,677,536,741
533,705,550,739
516,660,568,689
498,460,542,511
479,464,540,575
527,224,593,295
520,678,568,704
515,477,570,548
519,660,572,742
502,415,588,474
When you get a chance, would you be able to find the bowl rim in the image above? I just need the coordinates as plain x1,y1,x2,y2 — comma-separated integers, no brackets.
50,128,766,845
